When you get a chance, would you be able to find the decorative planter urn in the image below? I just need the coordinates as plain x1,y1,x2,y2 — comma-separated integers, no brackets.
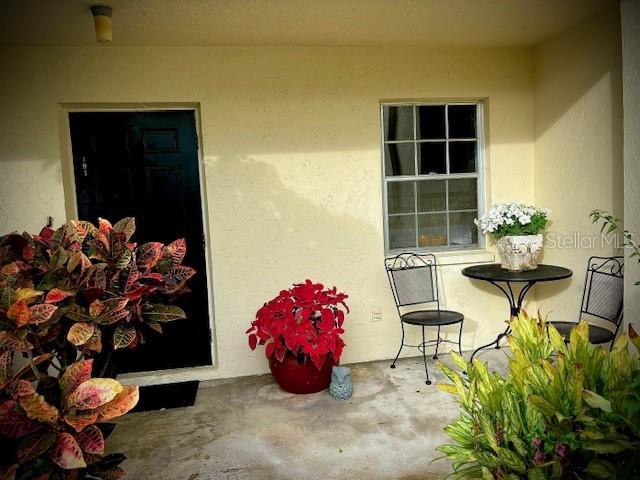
496,234,543,272
268,352,335,394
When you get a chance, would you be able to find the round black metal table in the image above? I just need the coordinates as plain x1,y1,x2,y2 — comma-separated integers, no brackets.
462,263,572,361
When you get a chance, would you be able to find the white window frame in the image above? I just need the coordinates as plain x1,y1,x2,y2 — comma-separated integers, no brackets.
380,101,485,254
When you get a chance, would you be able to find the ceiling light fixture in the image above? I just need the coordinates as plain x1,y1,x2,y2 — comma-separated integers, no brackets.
90,5,113,43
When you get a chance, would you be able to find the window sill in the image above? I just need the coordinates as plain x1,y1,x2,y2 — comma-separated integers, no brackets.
435,249,494,266
385,249,494,266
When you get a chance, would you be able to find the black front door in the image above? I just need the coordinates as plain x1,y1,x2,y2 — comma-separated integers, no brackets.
69,110,212,373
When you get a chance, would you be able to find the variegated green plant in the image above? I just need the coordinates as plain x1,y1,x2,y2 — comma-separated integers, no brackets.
590,209,639,286
437,312,640,479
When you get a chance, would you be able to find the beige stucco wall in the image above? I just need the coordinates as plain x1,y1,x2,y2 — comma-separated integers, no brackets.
0,45,535,378
621,0,640,327
533,6,624,322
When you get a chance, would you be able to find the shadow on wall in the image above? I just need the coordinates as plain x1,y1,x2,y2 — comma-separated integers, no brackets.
203,153,421,367
534,6,622,143
203,153,503,369
533,4,624,320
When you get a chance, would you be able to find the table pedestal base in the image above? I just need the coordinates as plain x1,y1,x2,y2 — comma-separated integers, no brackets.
469,281,535,362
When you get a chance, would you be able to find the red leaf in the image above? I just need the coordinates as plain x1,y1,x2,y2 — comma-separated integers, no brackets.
0,404,42,438
165,238,187,266
103,298,128,312
136,242,163,269
98,218,112,235
124,286,146,301
45,288,74,304
19,393,59,423
124,264,139,293
89,300,105,318
96,309,130,326
248,334,257,350
0,332,32,352
22,244,35,261
64,411,98,433
7,300,29,327
28,304,58,325
59,360,93,397
50,432,86,469
0,351,13,381
84,264,108,289
161,266,196,294
67,322,95,346
75,425,105,454
112,324,136,349
112,217,136,242
10,380,35,399
95,385,139,422
265,341,275,358
33,227,55,246
310,353,326,371
85,329,103,353
66,378,123,410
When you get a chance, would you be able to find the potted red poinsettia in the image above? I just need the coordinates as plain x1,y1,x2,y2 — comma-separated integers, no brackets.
246,280,348,394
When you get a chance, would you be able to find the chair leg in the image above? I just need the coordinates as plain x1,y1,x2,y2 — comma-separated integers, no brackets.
422,326,431,385
433,325,441,360
390,322,405,369
458,320,464,356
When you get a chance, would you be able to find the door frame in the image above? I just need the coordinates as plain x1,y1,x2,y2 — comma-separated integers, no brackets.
58,103,219,386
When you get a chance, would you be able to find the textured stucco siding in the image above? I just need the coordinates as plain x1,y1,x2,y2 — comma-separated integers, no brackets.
0,45,536,379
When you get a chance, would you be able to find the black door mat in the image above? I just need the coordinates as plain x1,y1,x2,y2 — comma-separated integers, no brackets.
131,381,200,412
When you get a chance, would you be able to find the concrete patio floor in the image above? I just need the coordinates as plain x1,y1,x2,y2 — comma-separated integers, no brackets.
109,349,510,480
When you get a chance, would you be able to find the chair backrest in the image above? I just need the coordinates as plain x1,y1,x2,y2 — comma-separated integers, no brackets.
384,253,439,309
580,256,624,329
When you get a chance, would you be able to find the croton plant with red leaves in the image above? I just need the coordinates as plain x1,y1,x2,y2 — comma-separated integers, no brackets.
246,280,349,370
0,355,137,479
0,218,196,479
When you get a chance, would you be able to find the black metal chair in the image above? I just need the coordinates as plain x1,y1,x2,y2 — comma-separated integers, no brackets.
550,256,624,347
385,253,464,385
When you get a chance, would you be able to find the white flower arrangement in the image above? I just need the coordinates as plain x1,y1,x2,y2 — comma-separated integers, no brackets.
475,202,551,239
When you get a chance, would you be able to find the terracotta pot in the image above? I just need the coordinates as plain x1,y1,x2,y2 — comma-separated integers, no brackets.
268,352,335,394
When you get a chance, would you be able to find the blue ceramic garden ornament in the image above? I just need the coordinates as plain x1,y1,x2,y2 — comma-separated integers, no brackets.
329,366,353,400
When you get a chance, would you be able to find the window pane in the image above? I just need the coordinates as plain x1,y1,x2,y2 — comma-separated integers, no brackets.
383,106,413,141
418,142,446,175
418,213,447,247
384,143,415,176
449,211,478,246
448,178,477,210
448,105,477,138
417,180,445,212
417,105,445,139
387,181,415,214
389,215,416,249
449,141,477,173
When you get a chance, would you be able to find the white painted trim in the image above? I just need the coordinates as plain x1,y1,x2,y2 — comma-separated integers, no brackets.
58,103,219,385
434,249,494,266
117,365,223,387
379,99,487,254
